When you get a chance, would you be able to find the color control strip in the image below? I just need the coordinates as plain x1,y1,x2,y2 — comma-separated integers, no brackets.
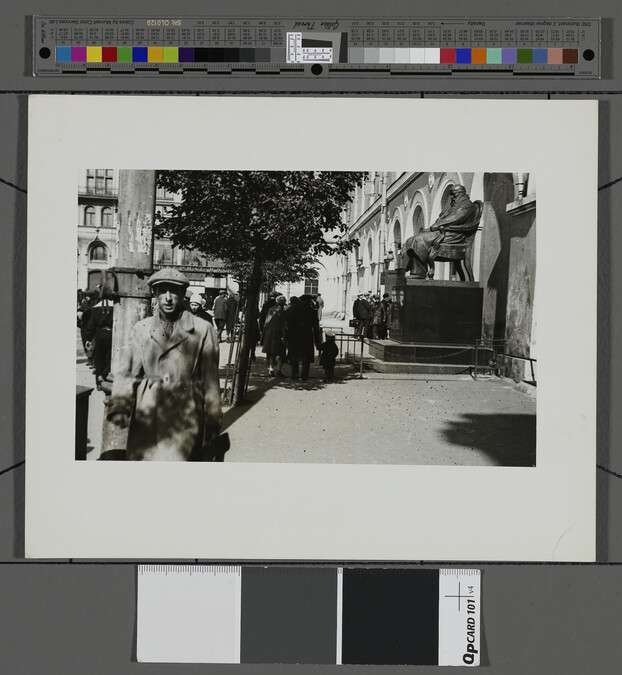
34,16,601,78
56,45,582,65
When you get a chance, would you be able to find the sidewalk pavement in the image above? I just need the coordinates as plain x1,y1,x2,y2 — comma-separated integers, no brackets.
221,360,536,466
77,321,536,467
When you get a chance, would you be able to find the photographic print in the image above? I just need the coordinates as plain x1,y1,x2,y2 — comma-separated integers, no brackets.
76,170,536,466
26,97,595,560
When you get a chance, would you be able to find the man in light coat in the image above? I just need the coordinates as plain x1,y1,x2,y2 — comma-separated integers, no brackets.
107,268,222,461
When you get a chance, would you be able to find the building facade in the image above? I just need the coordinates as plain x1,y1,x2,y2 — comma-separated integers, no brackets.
309,171,537,383
77,170,235,297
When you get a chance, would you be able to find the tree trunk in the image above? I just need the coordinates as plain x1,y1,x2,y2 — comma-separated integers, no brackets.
233,251,262,406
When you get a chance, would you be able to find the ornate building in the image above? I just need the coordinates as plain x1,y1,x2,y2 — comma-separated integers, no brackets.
77,170,233,296
315,171,537,383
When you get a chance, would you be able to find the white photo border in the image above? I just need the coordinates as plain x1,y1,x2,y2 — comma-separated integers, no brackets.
26,96,597,561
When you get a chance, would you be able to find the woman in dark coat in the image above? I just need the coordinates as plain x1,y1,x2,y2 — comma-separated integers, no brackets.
261,295,287,376
84,291,115,388
285,294,321,380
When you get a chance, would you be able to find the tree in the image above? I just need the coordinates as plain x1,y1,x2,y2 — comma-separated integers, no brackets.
156,170,366,404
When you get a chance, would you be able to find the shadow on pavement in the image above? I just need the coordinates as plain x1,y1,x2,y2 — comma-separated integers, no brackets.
440,413,536,467
221,362,355,433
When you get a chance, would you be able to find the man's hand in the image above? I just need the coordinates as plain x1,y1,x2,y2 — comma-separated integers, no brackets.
109,412,130,429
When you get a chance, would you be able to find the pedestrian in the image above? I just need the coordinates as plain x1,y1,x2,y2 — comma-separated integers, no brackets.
285,294,321,381
259,291,279,333
352,292,372,338
319,331,339,382
226,292,239,341
189,292,213,324
204,294,214,311
84,290,115,389
261,295,287,376
78,292,95,363
107,268,222,462
315,293,324,322
379,293,392,339
212,289,229,341
370,294,384,339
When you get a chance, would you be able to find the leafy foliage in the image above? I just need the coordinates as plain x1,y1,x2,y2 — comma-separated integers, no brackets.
156,171,366,285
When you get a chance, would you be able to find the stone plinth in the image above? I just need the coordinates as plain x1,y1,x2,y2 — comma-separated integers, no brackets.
390,280,483,344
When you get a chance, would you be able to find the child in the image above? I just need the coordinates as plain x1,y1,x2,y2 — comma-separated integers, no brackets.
319,332,339,382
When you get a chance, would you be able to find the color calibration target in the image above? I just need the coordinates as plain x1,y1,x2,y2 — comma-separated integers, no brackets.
137,566,481,666
34,16,600,78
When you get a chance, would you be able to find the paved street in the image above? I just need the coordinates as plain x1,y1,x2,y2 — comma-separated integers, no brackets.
76,317,536,466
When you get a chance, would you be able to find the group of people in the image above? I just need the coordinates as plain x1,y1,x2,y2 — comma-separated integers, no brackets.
259,291,338,382
352,292,392,339
187,288,239,343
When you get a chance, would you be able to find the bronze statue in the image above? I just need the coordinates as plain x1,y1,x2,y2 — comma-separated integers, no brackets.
401,185,480,279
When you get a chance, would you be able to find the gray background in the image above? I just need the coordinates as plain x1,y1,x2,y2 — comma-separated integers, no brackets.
1,0,621,672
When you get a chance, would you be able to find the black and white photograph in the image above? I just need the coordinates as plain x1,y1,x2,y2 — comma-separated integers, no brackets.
76,170,537,466
26,96,595,561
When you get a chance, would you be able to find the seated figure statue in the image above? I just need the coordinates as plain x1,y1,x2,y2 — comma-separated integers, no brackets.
401,184,479,279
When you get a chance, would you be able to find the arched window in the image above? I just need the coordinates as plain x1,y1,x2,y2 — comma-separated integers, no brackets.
393,221,402,251
367,238,373,265
413,205,425,233
84,206,96,227
101,207,113,228
89,243,107,262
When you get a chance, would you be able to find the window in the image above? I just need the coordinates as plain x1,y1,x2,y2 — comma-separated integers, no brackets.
89,243,107,262
101,207,113,228
304,276,319,296
84,206,96,227
105,169,114,194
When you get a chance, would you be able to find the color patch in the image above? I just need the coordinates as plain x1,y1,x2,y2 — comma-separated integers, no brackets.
548,48,563,64
255,48,271,63
224,48,240,63
163,47,178,63
364,48,380,63
179,47,195,63
239,48,255,63
471,48,486,64
486,48,502,64
394,48,410,63
86,47,102,63
132,47,148,63
517,49,532,64
117,47,132,63
440,48,455,64
71,46,86,63
102,47,117,63
349,47,363,63
56,46,71,63
502,48,517,64
456,48,471,64
148,47,163,63
241,568,338,664
410,48,425,64
379,47,395,63
532,48,547,64
341,569,439,665
271,48,287,63
424,47,440,64
563,48,578,64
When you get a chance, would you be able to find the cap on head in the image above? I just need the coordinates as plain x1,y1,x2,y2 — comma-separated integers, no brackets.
189,293,203,305
276,295,286,305
325,331,335,340
147,267,190,291
219,289,227,295
269,290,279,297
450,184,467,196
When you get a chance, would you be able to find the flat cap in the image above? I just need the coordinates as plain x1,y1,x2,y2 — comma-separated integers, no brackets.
147,267,190,289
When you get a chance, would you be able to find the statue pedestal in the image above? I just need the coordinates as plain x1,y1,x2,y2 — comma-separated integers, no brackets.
390,279,483,344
